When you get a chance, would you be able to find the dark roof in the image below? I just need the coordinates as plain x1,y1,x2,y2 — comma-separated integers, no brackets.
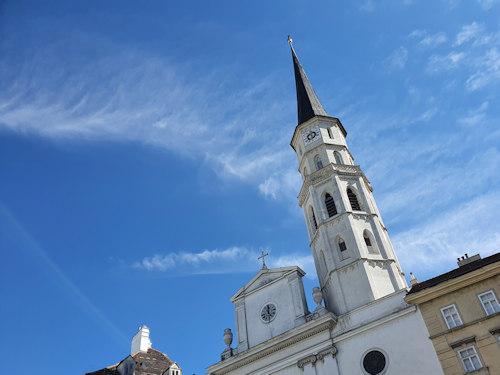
407,252,500,295
86,348,173,375
289,43,329,125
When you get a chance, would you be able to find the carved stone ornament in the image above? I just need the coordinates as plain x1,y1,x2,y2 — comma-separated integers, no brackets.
317,346,337,360
312,286,323,307
297,346,338,369
223,328,233,348
297,355,317,369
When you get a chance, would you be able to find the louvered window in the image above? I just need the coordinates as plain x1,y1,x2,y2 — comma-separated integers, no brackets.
364,235,372,246
325,193,337,217
339,239,347,252
310,207,318,231
315,156,323,170
347,188,361,211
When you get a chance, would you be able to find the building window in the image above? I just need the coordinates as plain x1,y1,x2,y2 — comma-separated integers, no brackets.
310,207,318,231
362,350,387,375
324,193,337,217
327,128,333,139
457,346,483,373
347,188,361,211
363,230,378,254
334,151,342,164
315,156,323,170
339,239,347,252
478,290,500,315
441,304,462,329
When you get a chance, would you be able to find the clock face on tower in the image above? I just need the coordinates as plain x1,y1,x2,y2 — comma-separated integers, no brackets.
302,126,321,146
260,303,277,323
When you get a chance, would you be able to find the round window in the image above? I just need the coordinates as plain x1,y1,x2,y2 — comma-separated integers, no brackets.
362,350,386,375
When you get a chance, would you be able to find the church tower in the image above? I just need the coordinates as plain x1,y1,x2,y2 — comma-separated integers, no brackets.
288,41,407,315
207,40,444,375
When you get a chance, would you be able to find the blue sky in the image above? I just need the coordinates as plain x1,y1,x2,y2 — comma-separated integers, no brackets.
1,0,500,374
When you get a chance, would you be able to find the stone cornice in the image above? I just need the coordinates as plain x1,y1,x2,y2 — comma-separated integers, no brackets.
297,143,349,172
309,212,378,247
404,264,500,305
207,314,336,375
298,163,365,207
290,116,347,152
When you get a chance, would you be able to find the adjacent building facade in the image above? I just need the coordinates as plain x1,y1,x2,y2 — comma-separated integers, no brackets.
86,326,183,375
405,253,500,375
206,41,443,375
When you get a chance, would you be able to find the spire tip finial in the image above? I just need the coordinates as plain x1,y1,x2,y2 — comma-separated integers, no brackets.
287,35,293,45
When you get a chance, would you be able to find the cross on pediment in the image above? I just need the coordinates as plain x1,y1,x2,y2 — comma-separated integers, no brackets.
258,251,269,270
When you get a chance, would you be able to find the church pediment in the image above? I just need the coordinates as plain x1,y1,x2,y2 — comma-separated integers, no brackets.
230,266,305,302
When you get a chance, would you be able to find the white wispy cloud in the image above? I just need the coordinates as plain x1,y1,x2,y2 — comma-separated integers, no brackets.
134,246,252,272
0,40,298,203
394,192,500,275
426,51,466,73
476,0,498,9
466,48,500,91
269,254,316,277
408,29,426,39
454,22,485,46
133,246,318,278
383,47,408,70
458,101,489,126
418,32,447,48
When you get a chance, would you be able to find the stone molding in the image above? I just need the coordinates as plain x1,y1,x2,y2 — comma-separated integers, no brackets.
449,335,476,348
309,212,377,248
298,164,366,207
323,258,395,288
297,346,338,369
297,354,317,369
207,316,336,375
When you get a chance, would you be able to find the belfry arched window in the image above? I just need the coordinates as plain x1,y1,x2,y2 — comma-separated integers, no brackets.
309,206,318,231
315,156,323,170
347,188,361,211
338,238,347,252
324,193,337,217
363,230,379,254
334,152,342,164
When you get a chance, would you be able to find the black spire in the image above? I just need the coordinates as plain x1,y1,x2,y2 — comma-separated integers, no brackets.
289,40,329,125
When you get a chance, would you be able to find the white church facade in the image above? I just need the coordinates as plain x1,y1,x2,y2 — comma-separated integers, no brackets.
206,41,444,375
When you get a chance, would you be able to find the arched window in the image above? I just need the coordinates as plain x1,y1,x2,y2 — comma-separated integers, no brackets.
347,188,361,211
309,206,318,231
338,238,347,252
324,193,337,217
334,152,342,164
327,128,333,139
303,167,308,179
315,156,323,170
363,230,378,254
